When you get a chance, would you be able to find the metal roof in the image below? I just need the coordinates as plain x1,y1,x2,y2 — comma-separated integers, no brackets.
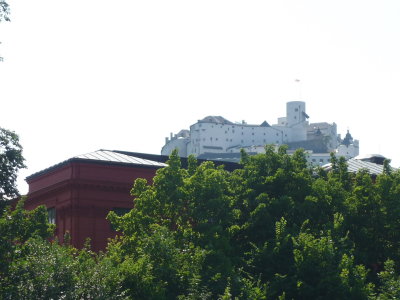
260,121,271,127
346,159,384,176
323,158,385,176
75,150,167,167
26,150,167,181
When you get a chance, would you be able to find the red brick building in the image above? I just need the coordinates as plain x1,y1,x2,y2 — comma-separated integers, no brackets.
25,150,167,251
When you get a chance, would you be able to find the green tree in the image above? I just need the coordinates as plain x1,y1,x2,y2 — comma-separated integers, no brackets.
376,259,400,299
0,199,54,295
0,127,26,204
108,151,219,298
344,170,385,271
3,237,128,299
0,202,128,299
109,147,376,298
375,168,400,264
0,199,53,273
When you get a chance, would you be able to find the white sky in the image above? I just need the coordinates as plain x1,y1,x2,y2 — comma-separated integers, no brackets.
1,0,400,194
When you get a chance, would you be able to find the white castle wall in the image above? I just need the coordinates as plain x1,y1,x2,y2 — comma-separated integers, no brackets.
161,101,357,165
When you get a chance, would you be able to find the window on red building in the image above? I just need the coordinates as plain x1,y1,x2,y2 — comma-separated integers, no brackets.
47,207,56,225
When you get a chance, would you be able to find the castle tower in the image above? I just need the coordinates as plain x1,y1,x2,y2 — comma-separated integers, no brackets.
286,101,307,127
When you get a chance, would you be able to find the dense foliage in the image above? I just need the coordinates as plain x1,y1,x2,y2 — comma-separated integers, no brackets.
2,146,400,299
0,127,26,204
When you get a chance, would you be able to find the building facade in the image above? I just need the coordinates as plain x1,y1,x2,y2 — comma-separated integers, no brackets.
25,150,166,251
162,101,359,165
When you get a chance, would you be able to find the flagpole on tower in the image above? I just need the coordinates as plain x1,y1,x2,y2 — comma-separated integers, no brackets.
295,79,302,100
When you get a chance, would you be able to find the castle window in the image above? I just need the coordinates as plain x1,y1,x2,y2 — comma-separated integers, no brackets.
252,133,254,135
295,108,299,112
216,138,218,141
241,140,244,143
241,132,243,135
276,133,279,136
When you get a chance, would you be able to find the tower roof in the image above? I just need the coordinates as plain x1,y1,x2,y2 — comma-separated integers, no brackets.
342,130,353,146
260,121,271,127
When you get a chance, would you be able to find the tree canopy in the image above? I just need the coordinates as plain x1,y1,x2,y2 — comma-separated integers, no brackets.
0,127,26,203
2,146,400,299
106,147,400,299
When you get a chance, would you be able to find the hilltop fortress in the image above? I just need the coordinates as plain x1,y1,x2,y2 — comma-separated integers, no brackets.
162,101,359,165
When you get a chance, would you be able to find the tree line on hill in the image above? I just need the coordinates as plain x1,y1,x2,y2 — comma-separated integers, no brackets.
2,128,400,298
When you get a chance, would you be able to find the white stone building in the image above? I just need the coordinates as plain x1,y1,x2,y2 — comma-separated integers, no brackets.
161,101,359,165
